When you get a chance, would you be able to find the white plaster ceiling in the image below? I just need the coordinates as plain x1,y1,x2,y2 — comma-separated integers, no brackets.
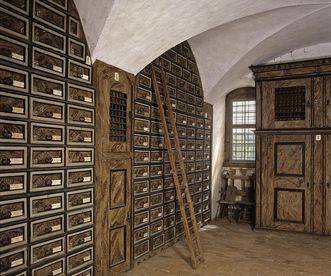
75,0,331,100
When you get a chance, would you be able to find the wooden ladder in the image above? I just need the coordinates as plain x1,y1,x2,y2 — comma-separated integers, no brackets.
151,65,204,269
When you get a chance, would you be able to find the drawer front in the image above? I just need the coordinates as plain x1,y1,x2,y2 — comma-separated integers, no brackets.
0,120,27,143
187,104,195,115
186,151,195,161
31,147,64,168
166,73,176,87
195,151,203,161
67,208,93,231
204,151,210,161
0,65,28,92
203,171,210,181
196,106,203,117
31,74,65,100
134,240,149,260
0,198,26,224
67,168,93,187
134,150,150,164
0,172,26,196
67,247,93,273
150,178,163,192
192,194,202,205
32,257,65,276
150,165,163,178
177,126,186,138
204,141,211,150
186,140,195,150
187,116,196,127
68,84,95,106
195,173,202,184
176,114,187,125
0,7,29,39
196,141,204,150
150,136,164,149
196,118,204,128
196,129,204,139
150,151,163,163
135,87,152,102
32,47,65,76
68,60,92,84
150,121,163,135
150,220,163,236
68,38,85,61
31,215,64,242
31,123,65,144
203,191,209,201
205,119,212,130
205,130,211,140
150,107,160,121
137,74,151,89
150,206,163,222
203,211,211,223
133,180,149,196
186,162,195,173
150,234,164,250
67,188,93,210
67,228,93,253
195,161,203,172
163,178,174,190
175,223,184,237
177,89,186,102
163,215,175,230
164,202,175,216
163,164,171,176
150,192,163,207
66,148,94,166
133,165,149,179
30,170,64,192
68,17,82,39
134,211,149,227
0,223,27,252
203,181,210,191
0,247,27,275
72,266,93,276
30,193,64,218
187,128,195,139
203,201,209,212
164,190,175,203
194,203,202,214
0,35,28,66
179,139,186,150
134,102,150,117
68,105,94,126
0,92,28,118
164,227,175,243
134,196,149,211
133,226,149,244
187,174,195,185
177,101,186,113
31,237,65,264
67,127,94,146
31,98,65,123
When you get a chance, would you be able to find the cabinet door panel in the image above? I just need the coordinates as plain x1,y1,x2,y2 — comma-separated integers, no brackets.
325,135,331,234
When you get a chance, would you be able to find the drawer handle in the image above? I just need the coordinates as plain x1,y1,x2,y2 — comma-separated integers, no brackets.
327,183,330,189
327,99,330,106
307,100,311,107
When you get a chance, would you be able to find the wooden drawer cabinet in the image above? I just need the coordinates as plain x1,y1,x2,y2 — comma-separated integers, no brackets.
0,223,27,252
67,247,93,274
30,193,64,218
32,258,65,276
67,228,93,253
67,208,93,231
134,240,149,259
0,120,27,143
31,98,65,123
0,92,28,119
68,84,95,107
0,35,28,66
134,211,149,227
32,47,65,76
66,148,94,166
30,170,64,192
133,180,149,196
67,188,93,211
0,172,26,196
0,7,29,39
67,168,93,187
0,198,27,224
31,215,64,242
31,123,65,144
134,226,149,244
67,127,94,146
68,105,94,126
31,74,65,100
0,247,27,275
0,65,29,92
31,237,65,264
68,60,92,84
31,148,64,168
150,220,163,236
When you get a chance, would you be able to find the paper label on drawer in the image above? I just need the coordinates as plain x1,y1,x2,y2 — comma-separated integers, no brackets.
52,268,62,275
52,158,62,163
84,236,92,242
84,137,92,142
158,213,162,217
190,157,194,160
83,197,91,203
84,217,91,223
84,156,91,162
143,157,149,161
172,103,176,108
157,157,162,160
52,246,62,253
51,224,61,231
157,226,162,230
11,258,23,267
10,158,23,164
12,52,24,61
11,132,23,139
157,171,161,175
146,96,151,100
84,96,92,103
157,185,162,189
84,117,92,123
158,144,163,147
51,179,61,186
143,233,148,237
170,196,174,200
142,172,147,176
143,142,148,146
10,210,23,217
86,56,92,65
11,235,23,244
10,183,23,190
51,203,61,209
13,80,25,88
52,135,61,141
82,74,89,80
158,129,162,133
53,89,62,96
143,127,149,131
52,113,62,119
83,176,91,182
143,203,148,207
83,255,91,262
143,218,148,222
183,120,186,124
53,65,62,72
12,106,24,114
142,187,147,192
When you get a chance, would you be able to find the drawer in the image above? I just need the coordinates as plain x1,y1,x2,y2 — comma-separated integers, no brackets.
32,257,65,276
164,227,175,243
195,161,203,172
202,201,209,212
0,146,26,170
150,106,160,121
134,225,149,244
133,180,149,196
2,0,29,14
134,134,149,148
195,172,203,183
0,119,27,143
150,121,163,135
203,211,211,223
192,194,202,205
134,102,150,117
205,130,211,140
164,202,175,216
177,77,187,91
202,191,210,202
187,174,195,185
176,89,186,102
31,98,65,123
33,0,66,31
176,114,187,125
204,151,210,160
30,170,64,192
135,87,152,102
72,266,93,276
0,223,27,252
160,57,171,71
133,165,149,179
137,74,151,89
150,178,163,192
32,47,65,76
195,129,204,140
31,237,65,264
150,220,163,236
172,63,182,76
47,0,67,10
186,151,195,161
187,82,195,94
187,128,195,139
195,151,204,161
0,92,28,119
203,181,210,191
0,35,28,66
67,247,93,274
31,147,64,168
205,119,212,130
67,228,93,253
150,234,164,251
189,183,202,195
67,188,93,211
68,126,94,146
0,65,28,92
165,72,176,86
66,148,94,166
196,97,203,107
31,74,65,100
0,7,29,39
134,196,149,211
194,203,202,214
0,247,27,275
134,211,149,227
187,93,196,105
163,163,171,176
150,192,163,207
176,100,186,113
196,213,202,225
68,105,94,126
186,162,195,173
187,116,196,127
196,141,204,150
69,16,82,39
179,139,186,150
150,164,163,178
175,223,184,237
67,168,93,187
168,86,177,99
196,106,203,117
0,172,26,196
196,86,203,97
32,22,66,54
31,215,64,242
177,126,186,138
68,83,95,106
203,171,210,181
150,206,163,222
196,118,204,129
134,118,150,133
134,240,149,259
134,150,150,164
163,215,175,230
30,193,64,218
31,123,65,144
186,140,195,150
204,141,211,150
163,177,174,190
68,60,92,84
67,208,93,231
150,151,163,163
69,38,86,61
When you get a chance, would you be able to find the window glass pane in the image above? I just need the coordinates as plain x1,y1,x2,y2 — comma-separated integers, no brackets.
232,127,255,161
232,100,256,125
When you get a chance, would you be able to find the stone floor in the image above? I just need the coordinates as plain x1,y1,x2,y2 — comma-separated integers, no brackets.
123,220,331,276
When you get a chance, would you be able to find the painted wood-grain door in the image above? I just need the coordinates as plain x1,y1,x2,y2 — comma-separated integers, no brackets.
260,135,311,232
324,135,331,235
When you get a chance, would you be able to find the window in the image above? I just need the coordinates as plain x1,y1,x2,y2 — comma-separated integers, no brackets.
224,87,256,167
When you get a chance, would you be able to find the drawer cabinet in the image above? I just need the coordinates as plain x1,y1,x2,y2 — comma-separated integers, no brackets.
31,148,64,168
68,60,92,84
30,193,64,218
0,65,28,92
133,180,149,196
0,172,26,196
67,228,93,253
68,84,95,107
150,206,163,222
150,193,163,207
135,87,152,102
150,179,163,192
0,247,27,275
134,226,149,244
0,198,26,224
0,92,28,119
31,74,65,100
31,237,65,264
133,165,149,179
134,240,149,259
32,258,65,276
67,168,93,187
134,211,149,227
67,127,94,146
31,123,65,144
32,47,65,76
0,35,28,66
30,170,64,192
134,196,149,211
68,105,94,126
0,223,27,252
31,215,64,242
67,247,93,273
67,208,93,231
0,7,29,39
67,188,93,210
150,220,163,236
150,234,164,250
31,98,65,123
0,120,27,143
66,148,94,166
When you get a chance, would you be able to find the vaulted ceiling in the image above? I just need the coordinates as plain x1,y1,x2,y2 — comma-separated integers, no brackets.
75,0,331,101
